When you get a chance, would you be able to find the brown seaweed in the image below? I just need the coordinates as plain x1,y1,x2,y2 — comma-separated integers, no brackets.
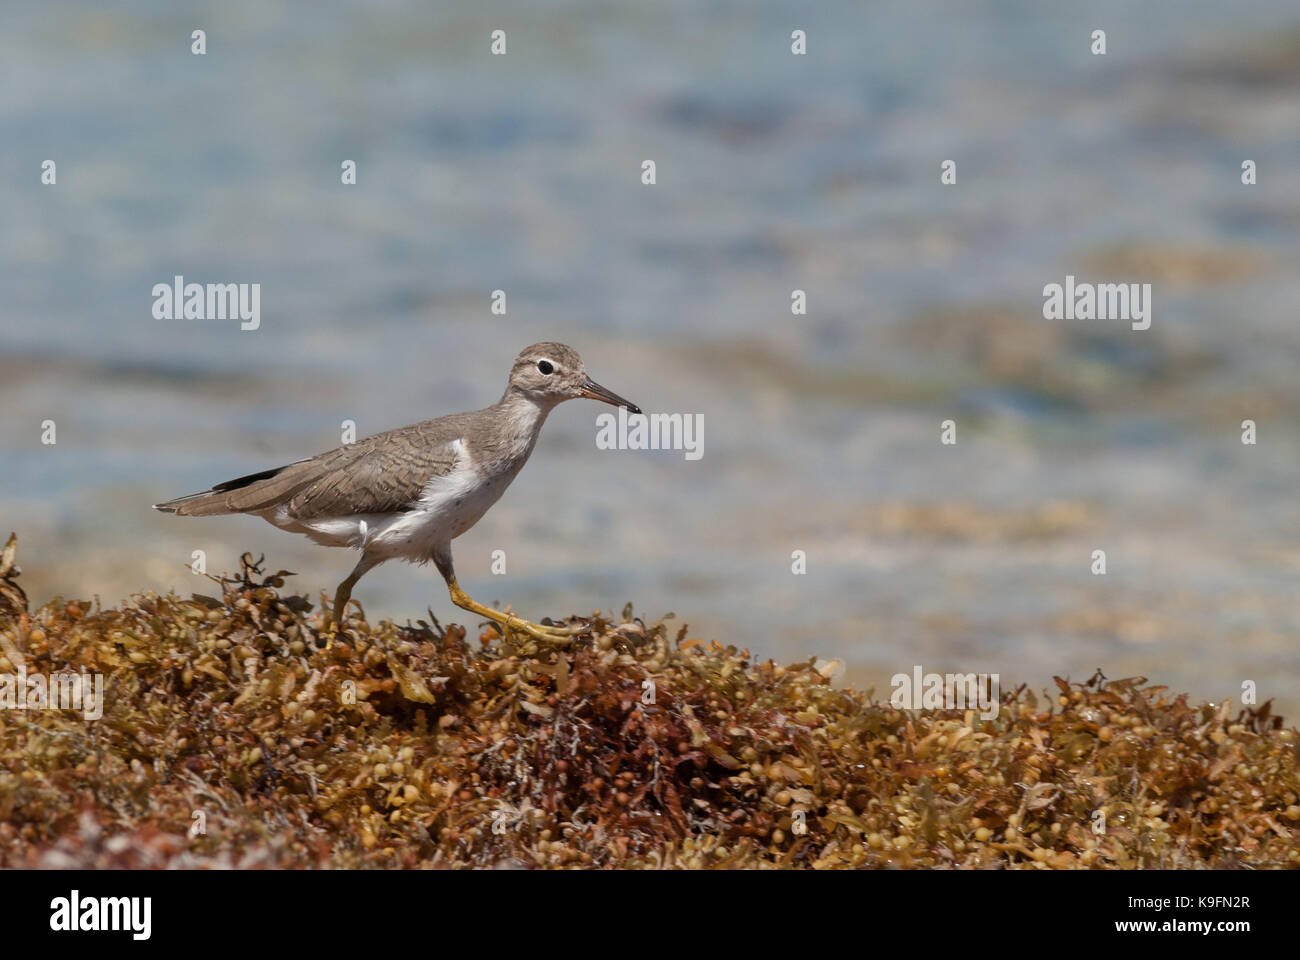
0,539,1296,869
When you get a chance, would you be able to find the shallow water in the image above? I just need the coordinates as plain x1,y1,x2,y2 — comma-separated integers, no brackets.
3,1,1299,716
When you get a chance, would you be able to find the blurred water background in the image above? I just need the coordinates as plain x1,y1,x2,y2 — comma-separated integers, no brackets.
2,1,1299,715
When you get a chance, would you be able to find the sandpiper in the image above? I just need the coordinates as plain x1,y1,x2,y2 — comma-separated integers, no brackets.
154,342,641,642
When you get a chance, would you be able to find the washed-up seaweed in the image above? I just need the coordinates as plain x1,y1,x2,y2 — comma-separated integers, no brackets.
0,538,1295,869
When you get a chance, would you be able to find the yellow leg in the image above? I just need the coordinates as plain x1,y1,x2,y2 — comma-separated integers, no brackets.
446,578,583,644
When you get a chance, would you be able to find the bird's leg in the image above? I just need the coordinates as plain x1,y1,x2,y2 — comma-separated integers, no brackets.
330,576,357,631
432,543,580,644
444,578,582,643
328,552,381,635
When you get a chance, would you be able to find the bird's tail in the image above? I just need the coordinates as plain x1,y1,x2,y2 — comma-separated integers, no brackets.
153,463,303,517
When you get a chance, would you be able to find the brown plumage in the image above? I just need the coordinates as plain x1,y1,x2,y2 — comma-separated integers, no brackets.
154,415,469,519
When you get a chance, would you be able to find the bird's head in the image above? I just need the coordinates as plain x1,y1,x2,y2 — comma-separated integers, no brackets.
506,342,641,414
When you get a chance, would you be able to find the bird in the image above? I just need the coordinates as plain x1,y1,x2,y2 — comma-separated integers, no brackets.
154,342,641,643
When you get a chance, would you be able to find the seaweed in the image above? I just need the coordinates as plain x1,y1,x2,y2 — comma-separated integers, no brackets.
0,537,1296,869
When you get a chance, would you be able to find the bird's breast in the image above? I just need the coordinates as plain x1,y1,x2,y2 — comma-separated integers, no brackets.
414,446,529,540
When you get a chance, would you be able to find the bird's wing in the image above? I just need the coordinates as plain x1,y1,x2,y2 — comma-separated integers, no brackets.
154,416,470,519
283,436,465,521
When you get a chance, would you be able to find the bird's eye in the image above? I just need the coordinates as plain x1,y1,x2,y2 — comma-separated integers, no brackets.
537,360,554,375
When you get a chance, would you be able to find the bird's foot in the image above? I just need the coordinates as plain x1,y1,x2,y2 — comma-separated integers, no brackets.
541,619,589,637
317,595,359,648
317,617,347,649
498,614,584,645
447,580,588,645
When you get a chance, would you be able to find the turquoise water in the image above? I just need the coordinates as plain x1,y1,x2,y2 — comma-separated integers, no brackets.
2,2,1299,715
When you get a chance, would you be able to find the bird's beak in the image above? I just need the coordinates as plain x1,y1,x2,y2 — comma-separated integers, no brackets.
579,376,641,415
